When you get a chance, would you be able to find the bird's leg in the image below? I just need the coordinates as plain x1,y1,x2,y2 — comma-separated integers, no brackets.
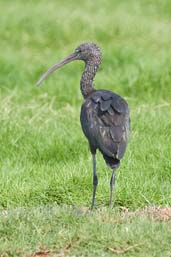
109,169,115,208
91,154,98,209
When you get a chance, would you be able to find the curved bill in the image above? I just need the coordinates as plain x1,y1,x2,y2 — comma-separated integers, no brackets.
36,52,78,86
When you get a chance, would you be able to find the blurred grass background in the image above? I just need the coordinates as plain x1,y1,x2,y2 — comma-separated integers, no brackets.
0,0,171,255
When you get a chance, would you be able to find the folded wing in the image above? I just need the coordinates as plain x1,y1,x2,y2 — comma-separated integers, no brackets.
80,90,130,161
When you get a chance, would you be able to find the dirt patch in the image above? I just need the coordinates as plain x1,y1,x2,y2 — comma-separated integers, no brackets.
71,205,171,223
122,206,171,221
143,207,171,221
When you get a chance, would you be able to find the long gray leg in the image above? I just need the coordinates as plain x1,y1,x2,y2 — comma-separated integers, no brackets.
91,154,98,209
109,169,115,207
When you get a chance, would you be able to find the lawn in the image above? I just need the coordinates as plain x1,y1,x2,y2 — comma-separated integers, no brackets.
0,0,171,256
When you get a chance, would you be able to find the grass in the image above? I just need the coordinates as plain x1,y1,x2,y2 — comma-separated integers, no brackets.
1,205,171,257
0,0,171,256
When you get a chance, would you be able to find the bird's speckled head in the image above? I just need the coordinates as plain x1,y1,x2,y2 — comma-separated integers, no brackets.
74,42,102,65
36,42,102,86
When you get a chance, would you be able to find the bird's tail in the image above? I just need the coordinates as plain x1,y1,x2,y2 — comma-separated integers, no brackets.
103,154,120,170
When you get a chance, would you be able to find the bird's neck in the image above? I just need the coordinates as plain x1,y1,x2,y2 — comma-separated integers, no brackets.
80,61,98,98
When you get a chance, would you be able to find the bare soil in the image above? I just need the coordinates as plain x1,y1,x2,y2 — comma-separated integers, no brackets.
122,206,171,221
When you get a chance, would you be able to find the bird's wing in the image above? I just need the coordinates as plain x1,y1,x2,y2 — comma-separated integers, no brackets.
90,91,130,160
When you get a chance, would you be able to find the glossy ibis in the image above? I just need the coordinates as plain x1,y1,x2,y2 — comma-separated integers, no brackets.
37,42,130,208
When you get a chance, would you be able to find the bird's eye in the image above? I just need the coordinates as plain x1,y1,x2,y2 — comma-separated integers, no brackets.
75,48,81,53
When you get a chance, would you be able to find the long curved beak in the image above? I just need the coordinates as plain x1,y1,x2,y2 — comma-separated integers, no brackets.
36,52,78,86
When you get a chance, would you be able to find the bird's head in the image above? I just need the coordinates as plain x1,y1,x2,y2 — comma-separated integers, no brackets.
74,42,101,64
36,42,102,86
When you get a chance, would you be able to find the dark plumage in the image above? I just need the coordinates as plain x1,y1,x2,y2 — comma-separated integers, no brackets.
37,42,130,208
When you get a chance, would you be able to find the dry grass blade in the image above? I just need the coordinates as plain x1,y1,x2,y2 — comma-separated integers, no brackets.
55,236,80,256
23,247,51,257
29,251,50,257
107,243,142,254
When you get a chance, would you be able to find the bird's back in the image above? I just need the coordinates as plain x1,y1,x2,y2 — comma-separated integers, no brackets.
80,90,130,169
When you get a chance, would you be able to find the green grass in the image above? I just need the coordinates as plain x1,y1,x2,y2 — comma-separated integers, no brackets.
0,0,171,256
1,205,171,257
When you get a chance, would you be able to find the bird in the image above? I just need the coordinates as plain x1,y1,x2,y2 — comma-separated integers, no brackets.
36,42,130,209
